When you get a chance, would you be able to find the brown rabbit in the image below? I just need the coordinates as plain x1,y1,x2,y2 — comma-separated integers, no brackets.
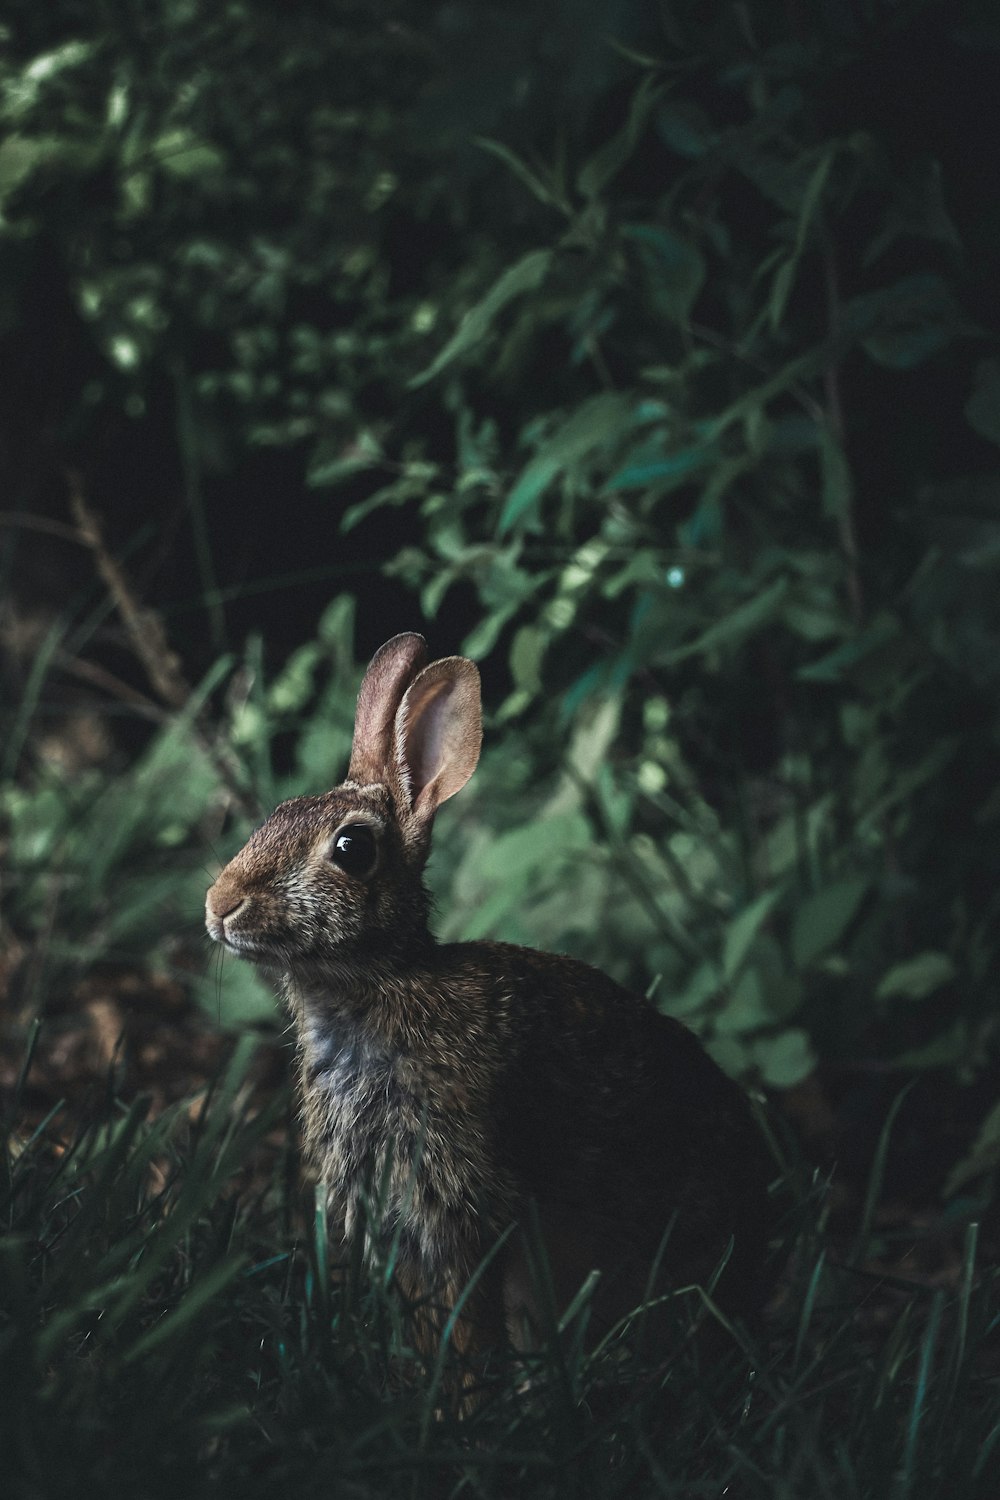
205,633,774,1364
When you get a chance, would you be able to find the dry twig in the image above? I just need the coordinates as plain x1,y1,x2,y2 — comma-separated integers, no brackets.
65,469,259,820
68,470,192,710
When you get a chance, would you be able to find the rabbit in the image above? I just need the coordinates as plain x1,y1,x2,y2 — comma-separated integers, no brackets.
205,633,775,1366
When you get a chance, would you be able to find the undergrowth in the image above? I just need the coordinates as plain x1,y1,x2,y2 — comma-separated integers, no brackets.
2,602,999,1497
2,1029,998,1500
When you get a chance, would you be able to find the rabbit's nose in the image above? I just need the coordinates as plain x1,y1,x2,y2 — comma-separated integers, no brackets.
206,884,248,922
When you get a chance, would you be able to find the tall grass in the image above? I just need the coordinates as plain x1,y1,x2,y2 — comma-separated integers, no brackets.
2,1022,998,1500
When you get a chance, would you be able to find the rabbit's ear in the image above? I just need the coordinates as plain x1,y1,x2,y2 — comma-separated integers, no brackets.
348,633,428,784
394,657,481,822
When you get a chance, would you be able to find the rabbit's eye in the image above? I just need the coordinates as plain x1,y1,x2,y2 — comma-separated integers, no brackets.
329,824,377,879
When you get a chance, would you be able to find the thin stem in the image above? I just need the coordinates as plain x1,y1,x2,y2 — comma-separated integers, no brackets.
822,237,864,625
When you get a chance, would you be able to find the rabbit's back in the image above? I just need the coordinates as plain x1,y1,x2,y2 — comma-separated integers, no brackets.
454,942,773,1316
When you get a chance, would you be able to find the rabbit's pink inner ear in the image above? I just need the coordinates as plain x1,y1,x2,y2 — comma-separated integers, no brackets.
395,657,482,818
348,633,428,785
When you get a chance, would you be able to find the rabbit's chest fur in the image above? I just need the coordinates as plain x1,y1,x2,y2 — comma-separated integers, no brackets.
288,973,512,1279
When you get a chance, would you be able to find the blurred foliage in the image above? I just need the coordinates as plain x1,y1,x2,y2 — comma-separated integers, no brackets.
2,0,1000,1138
0,597,365,1026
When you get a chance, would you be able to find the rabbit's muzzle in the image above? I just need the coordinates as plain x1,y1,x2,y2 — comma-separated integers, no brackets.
205,876,259,953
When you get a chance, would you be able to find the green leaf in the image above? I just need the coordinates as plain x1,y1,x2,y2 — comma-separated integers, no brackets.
509,625,546,694
450,811,594,941
656,102,713,158
863,323,955,369
791,876,870,967
722,889,781,981
877,951,956,1002
461,606,518,660
577,76,665,200
664,960,719,1019
153,129,226,178
705,348,825,441
267,642,322,714
862,738,959,829
841,274,977,370
605,443,714,492
894,1022,968,1070
499,393,631,533
193,960,279,1026
965,358,1000,447
767,258,797,335
409,249,553,388
621,224,705,324
944,1100,1000,1197
563,695,622,785
797,616,899,682
715,964,771,1033
782,601,844,641
479,811,591,883
768,148,835,331
664,578,789,664
0,134,63,207
751,1028,816,1088
474,137,566,211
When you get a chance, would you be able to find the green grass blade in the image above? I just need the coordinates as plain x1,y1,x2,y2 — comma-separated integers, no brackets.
851,1082,915,1267
899,1288,944,1495
121,1253,247,1364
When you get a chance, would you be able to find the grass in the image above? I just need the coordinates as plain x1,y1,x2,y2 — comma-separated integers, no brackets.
2,592,998,1497
2,1023,999,1500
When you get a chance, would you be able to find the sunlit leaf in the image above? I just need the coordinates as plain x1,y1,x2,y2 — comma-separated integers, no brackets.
877,951,957,1002
509,625,546,694
750,1027,816,1088
153,129,226,178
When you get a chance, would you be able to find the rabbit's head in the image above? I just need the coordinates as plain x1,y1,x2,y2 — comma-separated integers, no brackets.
205,634,481,971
